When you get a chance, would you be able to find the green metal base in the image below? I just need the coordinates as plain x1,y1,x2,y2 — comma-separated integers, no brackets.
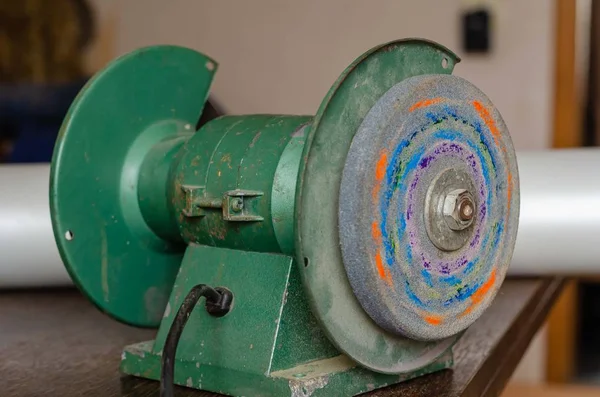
121,342,452,396
119,244,454,396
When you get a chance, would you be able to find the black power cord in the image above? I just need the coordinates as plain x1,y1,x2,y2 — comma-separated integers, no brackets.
160,284,233,397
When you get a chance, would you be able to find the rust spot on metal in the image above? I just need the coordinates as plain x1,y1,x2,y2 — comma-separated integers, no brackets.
210,225,227,240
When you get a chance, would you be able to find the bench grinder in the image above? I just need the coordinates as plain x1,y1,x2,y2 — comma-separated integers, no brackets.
50,39,519,396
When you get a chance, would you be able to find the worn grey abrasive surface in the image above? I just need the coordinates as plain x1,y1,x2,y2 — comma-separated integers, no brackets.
339,74,520,341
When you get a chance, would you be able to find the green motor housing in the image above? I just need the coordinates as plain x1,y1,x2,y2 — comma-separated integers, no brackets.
139,115,310,254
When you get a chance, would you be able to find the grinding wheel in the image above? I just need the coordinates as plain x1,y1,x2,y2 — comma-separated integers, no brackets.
50,46,216,327
339,74,519,341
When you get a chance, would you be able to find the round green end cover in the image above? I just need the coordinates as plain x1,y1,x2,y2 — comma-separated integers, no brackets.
296,39,465,374
50,46,217,327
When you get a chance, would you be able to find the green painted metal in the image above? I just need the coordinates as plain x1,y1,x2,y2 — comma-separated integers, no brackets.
138,130,190,243
122,342,452,396
295,39,461,373
171,115,311,255
50,46,216,327
270,255,339,372
120,244,453,396
151,245,295,373
51,47,310,327
272,124,309,254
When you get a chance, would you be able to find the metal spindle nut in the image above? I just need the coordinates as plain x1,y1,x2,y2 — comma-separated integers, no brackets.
442,189,475,231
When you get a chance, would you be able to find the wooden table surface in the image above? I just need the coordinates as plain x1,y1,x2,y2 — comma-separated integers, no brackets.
0,277,564,397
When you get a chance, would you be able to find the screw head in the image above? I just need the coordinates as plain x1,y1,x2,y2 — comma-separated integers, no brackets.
442,189,475,231
230,198,244,212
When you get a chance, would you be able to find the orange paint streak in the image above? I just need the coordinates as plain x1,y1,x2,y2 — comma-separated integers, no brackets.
375,252,392,286
372,151,387,202
409,97,443,112
460,270,497,317
506,171,513,211
460,306,473,317
371,221,382,243
472,270,496,304
374,252,386,279
424,315,443,326
472,101,501,139
372,150,392,286
372,184,380,202
375,151,388,181
473,100,513,211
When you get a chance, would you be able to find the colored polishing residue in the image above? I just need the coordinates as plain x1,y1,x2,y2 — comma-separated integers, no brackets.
338,74,519,341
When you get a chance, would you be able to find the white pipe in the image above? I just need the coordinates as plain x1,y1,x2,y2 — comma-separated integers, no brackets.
510,148,600,275
0,149,598,288
0,164,71,287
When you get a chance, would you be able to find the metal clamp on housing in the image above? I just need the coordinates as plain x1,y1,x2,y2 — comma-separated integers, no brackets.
181,186,263,222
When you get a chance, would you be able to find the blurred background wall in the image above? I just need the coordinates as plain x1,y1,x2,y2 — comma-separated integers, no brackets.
8,0,581,391
88,0,556,151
